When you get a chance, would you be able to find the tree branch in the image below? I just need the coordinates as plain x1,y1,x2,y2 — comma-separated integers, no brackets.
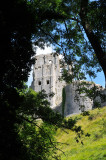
19,115,66,155
79,0,106,87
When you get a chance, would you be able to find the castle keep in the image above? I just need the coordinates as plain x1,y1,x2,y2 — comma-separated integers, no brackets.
31,53,67,108
31,53,106,116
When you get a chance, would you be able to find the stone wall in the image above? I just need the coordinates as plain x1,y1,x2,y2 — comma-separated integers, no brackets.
54,81,106,117
31,53,106,117
64,82,93,116
31,53,67,108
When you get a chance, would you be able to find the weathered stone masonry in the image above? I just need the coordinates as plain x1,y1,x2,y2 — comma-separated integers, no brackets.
31,53,106,116
31,53,66,108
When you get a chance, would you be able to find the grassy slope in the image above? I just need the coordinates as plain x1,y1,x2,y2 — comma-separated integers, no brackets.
55,106,106,160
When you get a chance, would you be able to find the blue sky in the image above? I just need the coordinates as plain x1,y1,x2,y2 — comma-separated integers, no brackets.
87,71,105,87
27,46,105,88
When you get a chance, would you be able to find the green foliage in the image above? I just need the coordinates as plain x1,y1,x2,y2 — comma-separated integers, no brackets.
16,86,84,160
88,114,95,121
88,0,106,40
17,88,64,127
0,0,39,156
16,87,65,160
81,111,90,116
63,118,77,130
0,0,105,159
16,86,83,159
76,81,106,109
88,111,101,121
17,120,58,160
60,69,73,83
41,0,106,84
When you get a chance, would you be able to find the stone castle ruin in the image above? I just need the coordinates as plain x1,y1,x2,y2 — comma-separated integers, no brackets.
31,53,67,108
31,53,106,116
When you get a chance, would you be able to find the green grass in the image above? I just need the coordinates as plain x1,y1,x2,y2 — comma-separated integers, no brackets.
55,106,106,160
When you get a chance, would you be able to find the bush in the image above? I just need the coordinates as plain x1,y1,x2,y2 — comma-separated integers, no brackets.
81,111,90,116
88,114,95,120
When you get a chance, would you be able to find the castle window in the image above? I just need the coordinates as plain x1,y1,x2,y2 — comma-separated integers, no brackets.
49,60,52,64
43,56,46,64
60,68,63,73
47,80,49,84
54,56,56,64
38,81,41,85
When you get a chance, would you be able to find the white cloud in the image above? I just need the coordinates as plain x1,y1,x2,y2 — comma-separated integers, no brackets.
36,45,53,55
36,45,64,59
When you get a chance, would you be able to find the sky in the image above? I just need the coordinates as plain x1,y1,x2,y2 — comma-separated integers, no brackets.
26,46,105,88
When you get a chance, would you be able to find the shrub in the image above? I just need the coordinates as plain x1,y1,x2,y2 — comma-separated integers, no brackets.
88,114,95,120
81,111,90,116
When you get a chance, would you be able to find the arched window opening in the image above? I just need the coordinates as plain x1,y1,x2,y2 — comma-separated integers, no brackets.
49,60,52,64
38,81,41,85
47,80,49,84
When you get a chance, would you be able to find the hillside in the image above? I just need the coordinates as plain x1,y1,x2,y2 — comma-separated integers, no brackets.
55,106,106,160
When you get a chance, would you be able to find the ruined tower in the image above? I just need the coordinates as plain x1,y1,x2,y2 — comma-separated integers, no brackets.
31,53,106,116
31,53,67,108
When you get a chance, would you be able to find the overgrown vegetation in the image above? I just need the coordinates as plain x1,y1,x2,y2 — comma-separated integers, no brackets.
62,88,66,117
17,120,59,160
14,86,87,160
55,106,106,160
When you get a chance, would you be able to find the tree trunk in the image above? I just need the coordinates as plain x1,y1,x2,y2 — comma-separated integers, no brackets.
80,0,106,88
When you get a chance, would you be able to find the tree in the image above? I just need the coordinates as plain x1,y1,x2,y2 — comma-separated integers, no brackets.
0,1,36,159
35,0,105,86
0,0,65,159
79,0,106,87
0,0,105,159
0,2,76,159
16,87,62,160
16,86,85,160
